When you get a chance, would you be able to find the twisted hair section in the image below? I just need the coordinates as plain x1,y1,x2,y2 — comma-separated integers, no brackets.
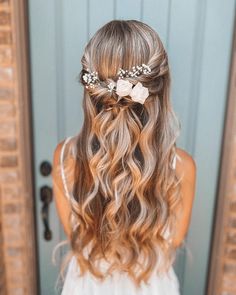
61,20,182,288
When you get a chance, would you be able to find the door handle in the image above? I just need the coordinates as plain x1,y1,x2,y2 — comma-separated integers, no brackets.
40,185,53,241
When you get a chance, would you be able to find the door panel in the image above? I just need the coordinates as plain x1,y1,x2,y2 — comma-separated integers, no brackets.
28,0,235,294
28,1,62,294
183,1,236,294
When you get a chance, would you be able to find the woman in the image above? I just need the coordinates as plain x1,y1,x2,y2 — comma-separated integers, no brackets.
52,19,197,295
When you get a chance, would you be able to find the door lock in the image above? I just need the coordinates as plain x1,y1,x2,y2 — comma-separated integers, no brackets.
40,160,52,177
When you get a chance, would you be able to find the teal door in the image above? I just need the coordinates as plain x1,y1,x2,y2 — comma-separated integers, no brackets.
28,0,236,294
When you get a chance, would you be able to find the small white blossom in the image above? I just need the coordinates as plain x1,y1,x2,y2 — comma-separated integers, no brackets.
129,82,149,104
116,79,133,97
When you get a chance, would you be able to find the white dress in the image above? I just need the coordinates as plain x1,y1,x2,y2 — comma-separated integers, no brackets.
59,136,181,295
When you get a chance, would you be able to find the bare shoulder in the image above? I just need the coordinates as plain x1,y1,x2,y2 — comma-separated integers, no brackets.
53,140,65,161
52,137,75,174
52,139,67,181
172,147,197,248
52,139,72,238
175,147,197,182
52,137,76,194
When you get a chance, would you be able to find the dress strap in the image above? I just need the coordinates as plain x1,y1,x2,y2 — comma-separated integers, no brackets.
172,148,182,170
60,136,74,200
172,153,177,170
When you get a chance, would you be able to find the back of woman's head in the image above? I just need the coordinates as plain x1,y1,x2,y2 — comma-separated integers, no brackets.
80,19,170,112
69,19,182,288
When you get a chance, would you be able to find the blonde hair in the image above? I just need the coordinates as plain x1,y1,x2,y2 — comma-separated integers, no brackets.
55,19,183,290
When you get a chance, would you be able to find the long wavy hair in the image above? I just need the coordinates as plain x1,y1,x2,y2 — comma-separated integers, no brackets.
54,19,183,290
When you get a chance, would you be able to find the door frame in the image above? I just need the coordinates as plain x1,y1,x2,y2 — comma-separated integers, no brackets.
12,0,38,293
0,0,38,294
207,15,236,295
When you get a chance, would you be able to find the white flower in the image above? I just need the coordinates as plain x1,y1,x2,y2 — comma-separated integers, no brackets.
129,82,149,104
116,79,133,96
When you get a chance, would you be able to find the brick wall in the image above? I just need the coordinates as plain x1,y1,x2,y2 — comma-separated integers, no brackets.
0,0,37,294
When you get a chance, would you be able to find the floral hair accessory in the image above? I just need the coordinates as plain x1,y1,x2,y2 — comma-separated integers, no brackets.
116,79,149,104
129,82,149,104
117,64,151,78
82,63,152,104
116,79,133,96
82,68,100,89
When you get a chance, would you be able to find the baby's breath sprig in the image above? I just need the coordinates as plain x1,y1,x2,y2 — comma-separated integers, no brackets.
117,64,151,79
82,68,100,89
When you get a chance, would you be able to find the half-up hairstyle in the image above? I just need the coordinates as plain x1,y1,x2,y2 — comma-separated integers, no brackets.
61,19,182,289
